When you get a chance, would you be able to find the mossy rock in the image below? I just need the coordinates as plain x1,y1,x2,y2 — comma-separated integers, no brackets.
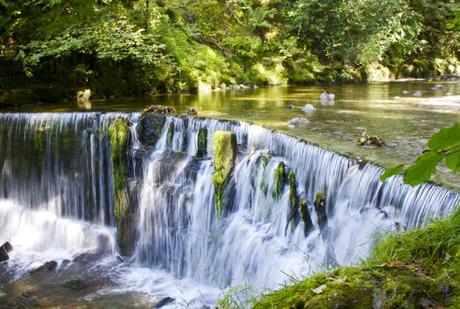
167,121,174,147
108,117,133,255
196,127,207,158
272,162,286,201
300,198,314,236
212,131,237,217
286,171,300,233
261,152,271,168
314,192,327,229
136,113,166,146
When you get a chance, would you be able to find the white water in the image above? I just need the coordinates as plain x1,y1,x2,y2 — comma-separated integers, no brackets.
0,113,458,307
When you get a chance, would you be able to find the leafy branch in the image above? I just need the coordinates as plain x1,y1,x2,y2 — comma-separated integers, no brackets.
381,122,460,186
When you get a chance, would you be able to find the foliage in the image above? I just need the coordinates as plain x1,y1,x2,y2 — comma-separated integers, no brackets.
1,0,459,98
381,122,460,186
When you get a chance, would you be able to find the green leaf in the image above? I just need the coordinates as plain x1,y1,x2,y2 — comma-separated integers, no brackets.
403,151,443,186
380,164,404,182
427,123,460,151
446,152,460,173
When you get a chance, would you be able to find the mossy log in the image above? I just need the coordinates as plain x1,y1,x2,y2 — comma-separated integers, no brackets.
212,131,237,217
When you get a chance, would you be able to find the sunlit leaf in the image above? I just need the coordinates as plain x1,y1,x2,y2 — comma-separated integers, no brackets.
403,151,443,186
428,123,460,151
446,152,460,173
380,165,404,182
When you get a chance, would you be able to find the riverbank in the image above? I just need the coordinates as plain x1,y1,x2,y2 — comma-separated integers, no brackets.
250,207,460,308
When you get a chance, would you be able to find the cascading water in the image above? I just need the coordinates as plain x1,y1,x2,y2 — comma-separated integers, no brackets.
0,112,458,306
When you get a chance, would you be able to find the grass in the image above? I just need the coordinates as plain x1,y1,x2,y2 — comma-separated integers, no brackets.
251,207,460,308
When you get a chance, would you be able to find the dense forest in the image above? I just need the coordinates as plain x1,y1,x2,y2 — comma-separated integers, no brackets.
1,0,460,100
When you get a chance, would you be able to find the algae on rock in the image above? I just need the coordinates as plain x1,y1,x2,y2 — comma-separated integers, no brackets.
286,171,300,233
212,131,237,217
314,192,327,229
108,117,132,256
196,127,208,158
272,162,286,201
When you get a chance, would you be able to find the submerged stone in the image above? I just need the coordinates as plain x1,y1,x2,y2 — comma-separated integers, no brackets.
196,127,208,158
300,199,314,236
272,162,286,201
212,131,237,217
314,192,327,229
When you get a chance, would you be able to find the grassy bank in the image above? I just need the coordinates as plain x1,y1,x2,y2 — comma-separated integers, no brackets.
250,208,460,308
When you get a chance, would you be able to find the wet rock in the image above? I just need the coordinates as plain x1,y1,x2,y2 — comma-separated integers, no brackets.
284,104,294,109
187,106,198,116
314,192,327,229
285,172,300,234
320,91,335,101
431,85,444,90
212,131,237,217
137,113,166,146
155,297,175,308
413,90,422,97
77,89,91,104
358,130,385,147
142,105,176,115
30,261,58,274
302,104,316,115
300,199,314,236
63,278,88,291
287,117,311,128
272,162,286,201
0,242,13,262
196,128,208,158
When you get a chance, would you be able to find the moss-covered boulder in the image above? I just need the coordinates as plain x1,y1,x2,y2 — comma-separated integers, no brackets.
314,192,327,229
196,127,207,158
108,117,133,256
286,171,300,233
136,113,166,146
272,162,286,201
300,198,314,236
212,131,237,217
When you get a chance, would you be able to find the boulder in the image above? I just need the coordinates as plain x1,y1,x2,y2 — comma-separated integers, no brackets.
302,104,316,115
0,242,13,262
287,117,311,128
137,113,166,146
320,91,335,101
30,261,57,274
77,89,91,103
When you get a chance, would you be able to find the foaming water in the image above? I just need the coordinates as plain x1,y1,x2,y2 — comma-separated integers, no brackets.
0,112,458,307
134,116,460,293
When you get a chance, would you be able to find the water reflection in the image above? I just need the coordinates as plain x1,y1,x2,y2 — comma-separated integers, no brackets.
3,81,460,190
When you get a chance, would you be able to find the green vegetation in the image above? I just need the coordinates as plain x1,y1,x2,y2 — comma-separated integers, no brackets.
108,117,132,255
272,162,286,201
254,207,460,308
196,127,207,158
1,0,459,101
212,131,237,218
381,122,460,185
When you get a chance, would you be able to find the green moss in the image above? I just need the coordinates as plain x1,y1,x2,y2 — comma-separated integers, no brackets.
254,208,460,308
196,127,207,158
286,171,300,232
300,198,313,236
314,192,327,229
212,131,237,217
167,122,174,147
108,117,132,255
261,152,271,169
272,162,286,201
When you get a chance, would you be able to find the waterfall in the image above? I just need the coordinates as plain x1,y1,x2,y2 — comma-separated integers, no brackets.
134,116,460,290
0,112,458,304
